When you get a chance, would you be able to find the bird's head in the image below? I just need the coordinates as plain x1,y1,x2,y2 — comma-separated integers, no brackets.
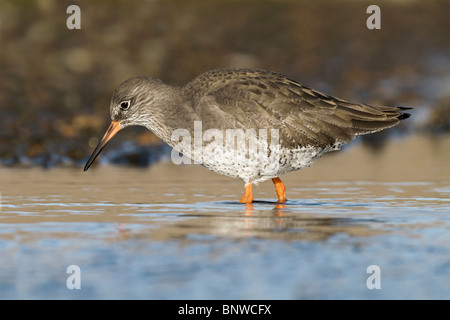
84,76,170,171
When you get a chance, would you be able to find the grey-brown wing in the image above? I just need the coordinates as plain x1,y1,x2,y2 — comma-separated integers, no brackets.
185,69,410,148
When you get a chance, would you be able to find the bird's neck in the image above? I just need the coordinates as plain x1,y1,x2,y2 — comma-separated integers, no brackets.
142,85,199,146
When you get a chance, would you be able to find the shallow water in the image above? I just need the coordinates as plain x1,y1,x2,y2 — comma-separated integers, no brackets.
0,135,449,299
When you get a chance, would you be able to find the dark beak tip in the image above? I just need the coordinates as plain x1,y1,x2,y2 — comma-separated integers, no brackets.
83,121,122,173
83,161,91,172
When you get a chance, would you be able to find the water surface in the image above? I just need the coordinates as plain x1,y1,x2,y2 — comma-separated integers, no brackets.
1,135,449,299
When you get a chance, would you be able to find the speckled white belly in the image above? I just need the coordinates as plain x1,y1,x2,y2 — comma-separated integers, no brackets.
199,145,336,184
172,132,344,183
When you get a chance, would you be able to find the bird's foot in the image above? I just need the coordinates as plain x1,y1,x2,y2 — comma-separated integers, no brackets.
272,177,287,203
239,181,253,203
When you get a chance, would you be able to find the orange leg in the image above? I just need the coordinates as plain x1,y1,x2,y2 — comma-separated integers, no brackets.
272,177,287,203
239,180,253,203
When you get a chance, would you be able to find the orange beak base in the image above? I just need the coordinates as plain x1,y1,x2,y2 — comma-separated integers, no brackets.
84,121,122,171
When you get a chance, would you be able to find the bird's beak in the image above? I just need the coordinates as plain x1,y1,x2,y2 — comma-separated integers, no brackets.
84,121,122,171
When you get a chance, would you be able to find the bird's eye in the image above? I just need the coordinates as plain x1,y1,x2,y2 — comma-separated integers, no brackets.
120,100,130,110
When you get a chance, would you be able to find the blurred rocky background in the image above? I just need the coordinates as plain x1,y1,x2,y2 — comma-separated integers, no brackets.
1,0,449,168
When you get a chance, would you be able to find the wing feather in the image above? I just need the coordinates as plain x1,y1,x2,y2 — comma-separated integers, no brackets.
182,69,410,148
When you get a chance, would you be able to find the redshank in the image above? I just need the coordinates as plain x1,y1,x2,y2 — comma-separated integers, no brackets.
84,68,411,203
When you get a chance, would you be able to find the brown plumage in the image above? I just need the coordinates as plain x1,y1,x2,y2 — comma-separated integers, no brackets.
183,69,410,148
84,68,411,203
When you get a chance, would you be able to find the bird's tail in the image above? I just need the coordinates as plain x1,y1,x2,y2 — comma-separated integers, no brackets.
338,104,412,136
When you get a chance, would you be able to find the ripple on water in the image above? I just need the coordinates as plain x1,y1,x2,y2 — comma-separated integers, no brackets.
1,162,449,299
